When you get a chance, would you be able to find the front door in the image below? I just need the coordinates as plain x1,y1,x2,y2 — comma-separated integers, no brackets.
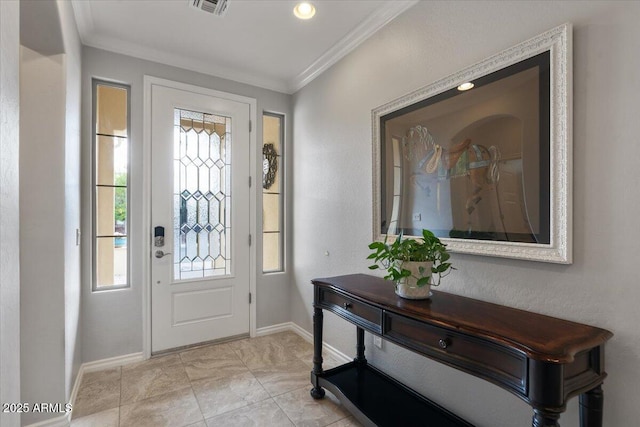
150,83,251,353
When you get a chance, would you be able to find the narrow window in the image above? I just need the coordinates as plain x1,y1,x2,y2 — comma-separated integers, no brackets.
93,81,130,290
262,113,284,272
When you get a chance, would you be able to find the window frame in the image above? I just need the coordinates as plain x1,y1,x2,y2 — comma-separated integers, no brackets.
262,111,285,274
92,79,131,291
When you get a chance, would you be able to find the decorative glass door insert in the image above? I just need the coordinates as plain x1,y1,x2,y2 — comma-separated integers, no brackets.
173,108,231,280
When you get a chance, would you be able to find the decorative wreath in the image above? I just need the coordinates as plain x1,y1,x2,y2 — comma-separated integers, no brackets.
262,143,278,190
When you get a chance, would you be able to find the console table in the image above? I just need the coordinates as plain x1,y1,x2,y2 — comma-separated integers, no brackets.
310,274,612,427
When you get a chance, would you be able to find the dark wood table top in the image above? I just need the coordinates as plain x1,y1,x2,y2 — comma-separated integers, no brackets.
312,274,613,363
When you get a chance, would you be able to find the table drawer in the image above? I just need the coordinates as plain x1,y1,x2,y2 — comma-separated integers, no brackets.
318,288,382,333
384,312,527,395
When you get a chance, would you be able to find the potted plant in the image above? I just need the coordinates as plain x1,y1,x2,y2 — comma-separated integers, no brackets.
367,230,454,299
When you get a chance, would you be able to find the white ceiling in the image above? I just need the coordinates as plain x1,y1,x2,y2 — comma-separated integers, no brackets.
71,0,417,94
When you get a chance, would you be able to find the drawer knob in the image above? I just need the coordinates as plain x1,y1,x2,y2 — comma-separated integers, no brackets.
438,338,450,349
343,302,352,310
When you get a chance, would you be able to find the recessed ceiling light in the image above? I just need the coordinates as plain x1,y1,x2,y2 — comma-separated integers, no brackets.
294,2,316,20
457,82,474,91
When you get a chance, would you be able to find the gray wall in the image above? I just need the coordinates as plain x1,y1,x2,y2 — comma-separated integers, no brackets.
291,1,640,426
20,45,67,426
59,0,83,401
0,1,21,426
19,1,82,424
81,47,292,362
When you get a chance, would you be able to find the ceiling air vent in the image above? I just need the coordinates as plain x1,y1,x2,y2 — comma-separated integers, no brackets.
189,0,228,16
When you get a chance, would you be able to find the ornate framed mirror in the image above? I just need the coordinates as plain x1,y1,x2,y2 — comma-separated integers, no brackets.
372,24,572,263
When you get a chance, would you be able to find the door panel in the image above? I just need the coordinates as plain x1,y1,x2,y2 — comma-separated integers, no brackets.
151,84,250,353
172,287,232,325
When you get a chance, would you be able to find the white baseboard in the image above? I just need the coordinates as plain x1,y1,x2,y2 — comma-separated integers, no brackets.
286,321,314,342
67,368,82,424
81,352,144,373
255,322,294,337
257,322,351,365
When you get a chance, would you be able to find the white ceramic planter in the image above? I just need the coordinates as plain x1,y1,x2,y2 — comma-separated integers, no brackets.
394,261,433,300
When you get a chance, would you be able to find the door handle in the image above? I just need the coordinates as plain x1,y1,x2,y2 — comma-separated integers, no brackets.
155,250,172,259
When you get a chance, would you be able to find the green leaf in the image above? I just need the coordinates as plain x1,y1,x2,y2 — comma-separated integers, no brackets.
435,263,451,273
368,265,379,270
367,229,453,286
416,277,431,287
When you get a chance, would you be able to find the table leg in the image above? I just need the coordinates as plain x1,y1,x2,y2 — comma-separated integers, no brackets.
355,327,366,364
579,385,603,427
532,409,560,427
310,306,325,399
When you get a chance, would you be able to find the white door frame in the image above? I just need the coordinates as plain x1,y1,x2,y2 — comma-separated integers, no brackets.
142,76,257,359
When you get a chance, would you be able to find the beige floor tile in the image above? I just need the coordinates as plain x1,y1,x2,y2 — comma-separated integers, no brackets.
71,332,353,427
261,331,310,350
230,332,306,353
228,334,277,352
181,342,238,361
180,343,249,381
326,416,364,427
192,371,270,419
231,335,300,370
205,399,294,427
273,387,349,427
73,369,121,418
81,367,122,385
275,332,314,360
296,347,315,365
227,337,251,350
233,344,293,370
120,354,190,404
251,358,311,397
123,353,182,371
119,387,203,427
70,407,119,427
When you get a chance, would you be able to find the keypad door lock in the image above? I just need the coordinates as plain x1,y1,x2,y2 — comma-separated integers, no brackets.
154,226,165,247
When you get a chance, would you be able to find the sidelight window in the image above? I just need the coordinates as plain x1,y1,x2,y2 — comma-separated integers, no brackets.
262,113,284,272
93,81,130,290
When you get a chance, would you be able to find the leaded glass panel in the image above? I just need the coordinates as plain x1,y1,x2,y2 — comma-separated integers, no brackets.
174,108,231,280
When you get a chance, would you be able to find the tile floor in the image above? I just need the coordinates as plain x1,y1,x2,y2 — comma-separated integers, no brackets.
71,331,363,427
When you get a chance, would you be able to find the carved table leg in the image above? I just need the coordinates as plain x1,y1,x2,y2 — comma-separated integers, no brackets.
355,327,366,364
532,409,561,427
310,306,325,399
580,385,603,427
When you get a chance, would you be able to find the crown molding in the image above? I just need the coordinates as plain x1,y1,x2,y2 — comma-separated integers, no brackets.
289,0,419,93
70,0,94,45
70,0,289,92
70,0,418,94
81,31,291,93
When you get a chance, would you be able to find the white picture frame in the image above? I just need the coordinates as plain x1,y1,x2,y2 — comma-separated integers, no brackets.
372,23,572,264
